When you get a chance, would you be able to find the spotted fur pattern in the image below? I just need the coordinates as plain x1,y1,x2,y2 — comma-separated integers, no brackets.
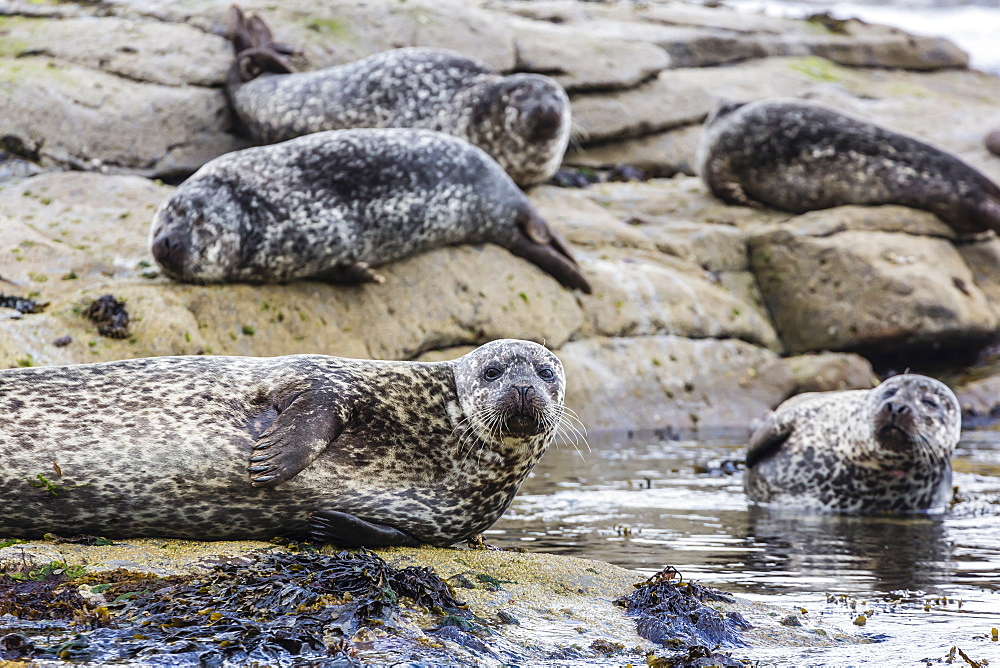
0,340,565,544
697,99,1000,235
744,375,960,513
149,128,590,292
227,46,570,187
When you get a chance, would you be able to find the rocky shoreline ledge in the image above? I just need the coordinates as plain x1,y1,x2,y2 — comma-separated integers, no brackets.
3,0,1000,431
0,538,867,665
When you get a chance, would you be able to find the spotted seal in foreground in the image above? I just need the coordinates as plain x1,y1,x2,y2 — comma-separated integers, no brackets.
149,128,591,293
224,6,571,187
697,99,1000,236
0,340,568,545
744,374,960,513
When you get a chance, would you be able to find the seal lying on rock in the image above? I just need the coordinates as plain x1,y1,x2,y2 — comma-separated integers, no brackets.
744,374,960,513
224,5,571,187
149,128,591,293
0,340,567,545
697,99,1000,236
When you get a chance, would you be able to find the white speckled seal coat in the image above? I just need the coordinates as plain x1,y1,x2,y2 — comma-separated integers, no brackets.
0,340,568,546
697,99,1000,235
225,7,570,187
745,374,960,513
149,128,590,293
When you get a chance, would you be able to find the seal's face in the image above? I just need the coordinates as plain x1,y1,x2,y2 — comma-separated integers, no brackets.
149,178,245,283
868,374,960,461
452,339,566,446
497,74,571,145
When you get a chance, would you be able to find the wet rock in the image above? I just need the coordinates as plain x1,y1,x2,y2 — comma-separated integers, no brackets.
558,335,794,433
510,16,670,91
618,573,747,648
954,373,1000,420
749,207,997,356
783,352,876,394
956,234,1000,316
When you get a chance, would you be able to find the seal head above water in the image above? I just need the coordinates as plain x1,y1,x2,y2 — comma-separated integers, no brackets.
0,340,568,546
744,374,960,513
224,6,571,187
697,99,1000,236
149,128,591,293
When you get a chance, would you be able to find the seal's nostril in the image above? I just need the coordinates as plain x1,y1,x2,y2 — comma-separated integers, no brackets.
151,234,186,275
528,106,562,142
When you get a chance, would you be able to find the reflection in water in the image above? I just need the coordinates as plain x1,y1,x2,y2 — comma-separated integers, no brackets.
489,431,1000,664
742,508,951,593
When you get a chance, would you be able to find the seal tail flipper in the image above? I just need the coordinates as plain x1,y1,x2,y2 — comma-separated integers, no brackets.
247,389,345,488
509,211,593,294
309,510,422,547
225,4,298,83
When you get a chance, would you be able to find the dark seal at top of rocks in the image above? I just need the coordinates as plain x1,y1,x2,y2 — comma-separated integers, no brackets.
149,128,590,293
224,5,571,187
697,99,1000,236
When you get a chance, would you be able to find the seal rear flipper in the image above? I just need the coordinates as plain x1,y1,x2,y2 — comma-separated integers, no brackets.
248,390,344,488
745,412,794,469
510,211,593,293
309,510,421,547
225,4,297,83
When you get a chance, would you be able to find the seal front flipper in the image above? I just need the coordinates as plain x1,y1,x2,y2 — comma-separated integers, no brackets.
508,210,593,294
745,412,794,469
309,510,421,547
247,390,344,488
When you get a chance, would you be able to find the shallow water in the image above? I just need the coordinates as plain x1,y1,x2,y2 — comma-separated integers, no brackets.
489,430,1000,665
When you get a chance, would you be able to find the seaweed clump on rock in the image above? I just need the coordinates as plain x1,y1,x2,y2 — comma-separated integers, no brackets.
83,294,130,339
0,548,471,665
616,567,752,667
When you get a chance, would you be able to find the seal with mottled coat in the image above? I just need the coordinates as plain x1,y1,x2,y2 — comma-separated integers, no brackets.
149,128,591,293
745,374,960,513
224,6,571,187
0,340,569,546
697,99,1000,235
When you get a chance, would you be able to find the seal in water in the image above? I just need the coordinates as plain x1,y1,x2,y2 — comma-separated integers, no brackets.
0,340,570,545
149,128,591,293
224,5,571,187
744,374,960,513
697,99,1000,236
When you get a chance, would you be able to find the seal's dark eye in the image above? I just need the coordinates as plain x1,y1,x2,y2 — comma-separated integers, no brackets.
483,366,503,381
883,388,898,400
537,367,556,381
922,397,939,409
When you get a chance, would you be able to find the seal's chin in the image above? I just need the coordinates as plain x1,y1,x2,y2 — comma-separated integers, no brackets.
501,413,545,438
876,423,915,453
